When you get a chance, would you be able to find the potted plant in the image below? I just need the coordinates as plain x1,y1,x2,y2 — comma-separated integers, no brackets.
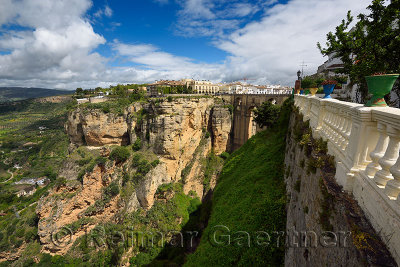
321,80,337,99
335,76,348,86
300,77,312,95
365,73,399,107
309,80,319,97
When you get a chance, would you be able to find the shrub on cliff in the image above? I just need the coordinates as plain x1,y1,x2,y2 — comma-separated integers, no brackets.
219,151,230,160
109,146,131,163
95,156,107,166
54,177,67,189
137,159,152,175
223,104,234,114
151,159,160,167
132,138,142,151
131,153,142,167
104,181,119,198
102,104,111,113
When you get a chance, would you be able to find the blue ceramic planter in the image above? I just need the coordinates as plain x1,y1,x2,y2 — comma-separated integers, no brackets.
322,84,335,99
300,90,304,95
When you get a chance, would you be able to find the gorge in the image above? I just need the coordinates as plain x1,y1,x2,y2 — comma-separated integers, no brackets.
0,95,398,266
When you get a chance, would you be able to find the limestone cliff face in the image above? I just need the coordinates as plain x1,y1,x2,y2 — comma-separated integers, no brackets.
37,98,232,255
135,163,171,209
65,98,232,197
211,106,232,154
133,98,214,181
37,163,120,254
65,109,129,146
36,159,172,254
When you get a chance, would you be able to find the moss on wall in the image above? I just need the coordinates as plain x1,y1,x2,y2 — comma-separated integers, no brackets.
285,108,396,266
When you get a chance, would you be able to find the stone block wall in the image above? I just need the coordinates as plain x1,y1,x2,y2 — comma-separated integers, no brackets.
285,109,396,266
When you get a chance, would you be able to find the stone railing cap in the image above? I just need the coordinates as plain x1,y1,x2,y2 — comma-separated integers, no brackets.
372,107,400,130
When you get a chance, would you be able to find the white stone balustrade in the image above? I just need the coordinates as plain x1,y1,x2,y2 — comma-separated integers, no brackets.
365,122,389,178
294,95,400,264
373,126,400,187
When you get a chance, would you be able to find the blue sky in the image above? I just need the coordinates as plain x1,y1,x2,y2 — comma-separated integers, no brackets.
90,0,271,65
0,0,369,89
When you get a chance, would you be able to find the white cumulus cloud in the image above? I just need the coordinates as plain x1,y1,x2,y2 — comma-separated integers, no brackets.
94,4,113,18
214,0,369,85
0,0,371,89
0,0,106,88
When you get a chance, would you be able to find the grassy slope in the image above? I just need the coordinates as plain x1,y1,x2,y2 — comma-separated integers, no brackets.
185,105,290,266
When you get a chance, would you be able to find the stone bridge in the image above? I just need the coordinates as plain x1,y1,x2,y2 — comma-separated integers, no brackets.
295,95,400,264
221,94,290,150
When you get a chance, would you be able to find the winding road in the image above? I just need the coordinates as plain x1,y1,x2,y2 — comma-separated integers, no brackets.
0,159,14,184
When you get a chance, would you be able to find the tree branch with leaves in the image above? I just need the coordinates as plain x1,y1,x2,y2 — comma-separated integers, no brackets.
317,0,400,103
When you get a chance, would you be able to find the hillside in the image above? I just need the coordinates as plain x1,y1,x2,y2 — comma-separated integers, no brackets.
0,98,75,264
0,87,72,102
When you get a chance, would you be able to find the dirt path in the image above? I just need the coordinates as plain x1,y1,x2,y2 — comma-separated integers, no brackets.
0,169,13,184
17,201,38,214
6,169,13,180
0,159,14,183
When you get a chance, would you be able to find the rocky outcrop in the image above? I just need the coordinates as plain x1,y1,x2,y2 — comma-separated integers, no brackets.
65,109,129,146
33,97,238,259
66,98,232,191
134,98,215,182
34,95,72,103
37,163,120,254
55,98,233,226
135,163,171,209
211,106,232,154
58,158,81,181
66,98,232,157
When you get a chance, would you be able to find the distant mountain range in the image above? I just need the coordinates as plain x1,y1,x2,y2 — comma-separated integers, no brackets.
0,87,72,102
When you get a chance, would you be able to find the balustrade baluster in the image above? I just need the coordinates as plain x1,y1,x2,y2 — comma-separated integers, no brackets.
332,108,341,145
336,120,345,148
323,111,329,137
384,135,400,199
365,123,389,178
338,111,347,145
329,111,337,142
337,116,347,149
343,117,352,150
329,109,337,140
373,126,400,187
324,109,332,139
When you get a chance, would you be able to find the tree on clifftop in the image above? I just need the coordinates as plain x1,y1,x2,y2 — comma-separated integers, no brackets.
317,0,400,103
75,87,83,95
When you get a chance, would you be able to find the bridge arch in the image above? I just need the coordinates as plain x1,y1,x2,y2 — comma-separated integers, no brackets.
235,97,242,111
246,106,258,141
222,93,290,150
